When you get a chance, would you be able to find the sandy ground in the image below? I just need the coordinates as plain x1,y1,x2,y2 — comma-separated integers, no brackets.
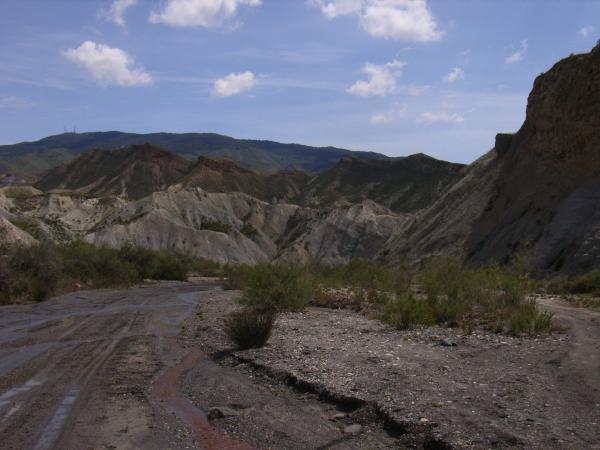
0,283,598,449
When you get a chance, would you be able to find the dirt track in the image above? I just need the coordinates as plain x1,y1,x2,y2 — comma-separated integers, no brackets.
0,282,222,450
0,284,599,449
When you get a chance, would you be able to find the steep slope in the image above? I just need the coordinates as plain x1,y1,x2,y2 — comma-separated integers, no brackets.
464,43,600,274
0,131,389,175
35,143,194,199
181,156,310,203
386,43,600,275
0,217,38,246
302,154,464,213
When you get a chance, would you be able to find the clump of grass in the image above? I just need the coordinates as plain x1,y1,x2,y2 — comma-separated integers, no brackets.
380,292,434,330
224,307,276,350
507,300,555,336
240,263,314,312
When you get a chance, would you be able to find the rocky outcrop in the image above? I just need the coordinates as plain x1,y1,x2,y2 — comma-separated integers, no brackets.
464,43,600,273
385,43,600,275
281,200,409,264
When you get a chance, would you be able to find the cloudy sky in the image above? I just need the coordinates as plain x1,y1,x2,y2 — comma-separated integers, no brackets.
0,0,598,162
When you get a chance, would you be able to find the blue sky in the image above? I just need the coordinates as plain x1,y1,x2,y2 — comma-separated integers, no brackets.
0,0,598,163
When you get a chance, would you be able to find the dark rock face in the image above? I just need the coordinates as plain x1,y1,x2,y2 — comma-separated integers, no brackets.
494,133,513,156
465,45,600,274
383,44,600,275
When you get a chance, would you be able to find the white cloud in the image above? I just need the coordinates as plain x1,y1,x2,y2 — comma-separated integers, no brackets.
149,0,261,28
213,71,256,96
310,0,362,18
311,0,442,42
370,103,407,124
0,94,32,109
398,83,429,96
64,41,153,87
505,39,527,64
579,26,595,37
417,111,464,124
443,67,465,83
370,112,393,124
100,0,138,27
348,59,406,97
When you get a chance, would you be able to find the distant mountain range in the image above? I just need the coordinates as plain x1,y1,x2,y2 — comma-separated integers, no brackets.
35,142,461,214
0,131,389,176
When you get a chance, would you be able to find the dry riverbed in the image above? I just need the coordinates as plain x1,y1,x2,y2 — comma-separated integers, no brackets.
0,282,599,449
190,290,600,449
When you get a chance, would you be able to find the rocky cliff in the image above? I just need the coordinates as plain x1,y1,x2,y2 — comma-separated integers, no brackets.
385,43,600,275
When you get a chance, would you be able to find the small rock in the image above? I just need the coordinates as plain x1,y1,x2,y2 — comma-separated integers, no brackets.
439,338,457,347
208,406,239,420
330,413,347,420
343,424,362,434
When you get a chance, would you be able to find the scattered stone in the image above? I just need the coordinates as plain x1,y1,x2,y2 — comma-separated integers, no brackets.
208,406,239,420
330,412,347,420
343,424,362,434
439,338,457,347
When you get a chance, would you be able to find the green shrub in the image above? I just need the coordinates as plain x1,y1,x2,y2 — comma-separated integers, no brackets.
313,258,410,293
380,293,434,330
8,242,62,301
240,223,258,238
3,187,34,199
224,307,276,350
116,243,191,281
200,219,231,234
221,264,253,290
507,300,555,336
565,271,600,295
241,263,314,312
57,241,138,287
0,241,213,304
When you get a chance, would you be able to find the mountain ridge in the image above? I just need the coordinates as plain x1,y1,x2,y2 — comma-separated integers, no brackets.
0,131,391,175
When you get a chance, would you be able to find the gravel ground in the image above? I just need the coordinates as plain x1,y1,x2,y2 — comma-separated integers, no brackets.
191,290,600,449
